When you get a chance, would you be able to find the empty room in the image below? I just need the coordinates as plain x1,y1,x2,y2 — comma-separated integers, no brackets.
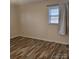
10,0,69,59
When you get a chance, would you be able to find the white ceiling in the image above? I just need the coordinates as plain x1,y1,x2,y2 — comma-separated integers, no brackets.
11,0,47,4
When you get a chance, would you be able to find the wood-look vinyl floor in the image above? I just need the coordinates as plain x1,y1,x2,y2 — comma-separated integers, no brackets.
10,36,69,59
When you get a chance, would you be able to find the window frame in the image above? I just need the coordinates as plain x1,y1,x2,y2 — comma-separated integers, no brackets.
48,5,60,24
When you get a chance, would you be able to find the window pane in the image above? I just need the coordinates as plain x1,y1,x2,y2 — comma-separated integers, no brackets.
48,5,59,24
49,8,59,16
50,16,59,23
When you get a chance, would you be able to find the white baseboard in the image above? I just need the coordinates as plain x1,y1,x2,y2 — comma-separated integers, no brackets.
10,35,68,44
10,35,21,39
21,35,69,45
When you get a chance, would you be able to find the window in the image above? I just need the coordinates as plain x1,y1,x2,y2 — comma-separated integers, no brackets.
48,5,59,24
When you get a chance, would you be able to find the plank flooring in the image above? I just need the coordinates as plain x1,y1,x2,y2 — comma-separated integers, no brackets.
10,36,69,59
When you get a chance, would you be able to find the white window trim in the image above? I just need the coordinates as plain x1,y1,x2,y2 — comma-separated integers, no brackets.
48,5,60,24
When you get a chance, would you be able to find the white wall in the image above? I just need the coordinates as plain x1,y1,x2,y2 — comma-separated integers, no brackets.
18,0,69,44
10,4,21,38
10,0,69,44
